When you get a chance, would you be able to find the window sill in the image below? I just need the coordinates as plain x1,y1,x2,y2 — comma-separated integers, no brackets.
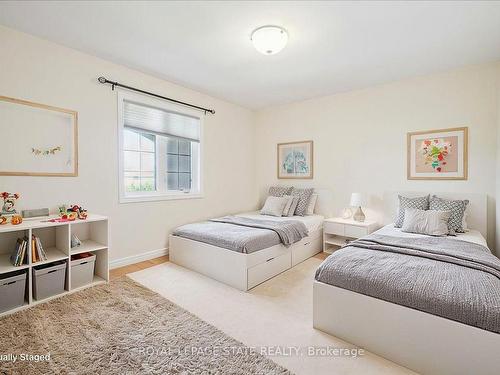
119,193,204,204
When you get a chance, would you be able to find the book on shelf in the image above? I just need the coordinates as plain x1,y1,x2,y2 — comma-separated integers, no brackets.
32,237,37,263
9,237,28,267
36,236,48,260
31,235,48,263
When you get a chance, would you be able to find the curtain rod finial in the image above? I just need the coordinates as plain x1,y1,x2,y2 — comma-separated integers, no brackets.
98,76,106,84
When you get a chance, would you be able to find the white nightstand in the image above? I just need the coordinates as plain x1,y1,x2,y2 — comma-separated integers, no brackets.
323,218,379,254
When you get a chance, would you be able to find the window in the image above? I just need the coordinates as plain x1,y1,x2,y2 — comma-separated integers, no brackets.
123,129,156,192
166,138,192,191
118,92,202,203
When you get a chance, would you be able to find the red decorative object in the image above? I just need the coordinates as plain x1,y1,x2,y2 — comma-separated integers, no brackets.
10,215,23,225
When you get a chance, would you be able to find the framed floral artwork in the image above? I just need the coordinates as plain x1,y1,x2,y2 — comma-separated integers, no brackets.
277,140,313,179
407,127,468,180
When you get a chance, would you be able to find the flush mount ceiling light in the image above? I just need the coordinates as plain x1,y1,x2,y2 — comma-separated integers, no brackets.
251,25,288,55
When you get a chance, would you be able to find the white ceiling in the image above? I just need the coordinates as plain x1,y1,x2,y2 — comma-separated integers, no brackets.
1,1,500,109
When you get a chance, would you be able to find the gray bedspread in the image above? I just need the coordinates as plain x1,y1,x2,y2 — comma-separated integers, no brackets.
173,216,308,254
315,234,500,333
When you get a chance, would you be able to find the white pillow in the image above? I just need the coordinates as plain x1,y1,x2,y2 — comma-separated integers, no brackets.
401,208,451,236
281,195,294,216
286,197,300,217
261,196,288,217
462,205,470,231
306,193,318,215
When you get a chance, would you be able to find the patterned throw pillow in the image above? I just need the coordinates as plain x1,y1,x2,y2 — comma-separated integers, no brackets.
268,186,293,197
395,195,429,228
291,188,314,216
429,196,469,234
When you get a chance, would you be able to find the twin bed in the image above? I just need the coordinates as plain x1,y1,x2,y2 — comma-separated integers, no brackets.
170,191,500,375
314,192,500,375
170,211,324,290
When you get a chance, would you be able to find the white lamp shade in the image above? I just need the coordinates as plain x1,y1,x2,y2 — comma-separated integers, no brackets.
350,193,365,207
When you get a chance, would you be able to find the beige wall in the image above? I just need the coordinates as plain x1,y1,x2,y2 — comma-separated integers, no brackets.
2,25,499,262
256,63,500,252
0,26,258,264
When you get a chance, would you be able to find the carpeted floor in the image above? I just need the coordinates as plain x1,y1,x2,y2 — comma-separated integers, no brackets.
130,258,416,375
0,278,291,374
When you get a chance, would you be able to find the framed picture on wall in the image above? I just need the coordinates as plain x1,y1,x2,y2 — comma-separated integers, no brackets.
0,96,78,177
277,140,313,179
407,127,468,180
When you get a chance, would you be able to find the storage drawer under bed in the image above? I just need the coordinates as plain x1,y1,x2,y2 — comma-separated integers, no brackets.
247,252,291,289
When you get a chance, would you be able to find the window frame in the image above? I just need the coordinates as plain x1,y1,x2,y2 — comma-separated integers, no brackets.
118,90,204,203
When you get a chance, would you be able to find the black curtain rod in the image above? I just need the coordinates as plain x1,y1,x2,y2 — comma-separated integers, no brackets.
97,76,215,115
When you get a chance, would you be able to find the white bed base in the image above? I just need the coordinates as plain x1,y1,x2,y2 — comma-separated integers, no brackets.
313,281,500,375
170,228,322,291
313,191,499,375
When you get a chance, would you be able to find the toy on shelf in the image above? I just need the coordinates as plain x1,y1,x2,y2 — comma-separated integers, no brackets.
10,215,23,225
58,204,88,221
71,234,82,248
0,216,7,225
68,204,88,220
1,192,20,215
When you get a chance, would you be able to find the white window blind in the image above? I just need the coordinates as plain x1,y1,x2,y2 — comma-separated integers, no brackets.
123,100,200,142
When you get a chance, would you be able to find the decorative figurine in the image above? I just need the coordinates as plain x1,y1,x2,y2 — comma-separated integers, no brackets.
0,215,7,225
341,207,352,219
69,204,88,220
71,234,82,248
1,192,20,215
59,204,88,220
10,215,23,225
58,205,67,217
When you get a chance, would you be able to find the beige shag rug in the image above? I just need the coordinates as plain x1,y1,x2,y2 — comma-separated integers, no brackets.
0,278,291,374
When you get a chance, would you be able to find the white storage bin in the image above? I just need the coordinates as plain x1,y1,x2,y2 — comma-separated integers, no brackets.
71,253,96,289
0,271,27,313
33,261,67,301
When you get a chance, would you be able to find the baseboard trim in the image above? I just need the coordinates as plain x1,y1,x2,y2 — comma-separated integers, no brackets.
110,247,169,269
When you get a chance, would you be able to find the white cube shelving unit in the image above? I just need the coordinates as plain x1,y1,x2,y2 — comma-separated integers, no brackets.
0,214,108,316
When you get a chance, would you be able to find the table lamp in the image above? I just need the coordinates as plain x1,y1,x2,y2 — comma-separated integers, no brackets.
350,193,366,222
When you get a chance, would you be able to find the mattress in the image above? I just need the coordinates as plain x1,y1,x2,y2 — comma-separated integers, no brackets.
376,223,488,247
236,211,324,232
315,225,500,333
173,213,323,254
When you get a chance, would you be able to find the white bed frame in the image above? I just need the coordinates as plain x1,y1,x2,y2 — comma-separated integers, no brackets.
313,192,500,375
170,228,322,291
170,189,332,291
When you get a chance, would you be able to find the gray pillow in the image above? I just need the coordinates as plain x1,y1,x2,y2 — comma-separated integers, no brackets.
268,186,293,197
429,195,469,234
401,208,451,236
291,187,314,216
261,196,288,217
286,197,300,217
395,195,429,228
